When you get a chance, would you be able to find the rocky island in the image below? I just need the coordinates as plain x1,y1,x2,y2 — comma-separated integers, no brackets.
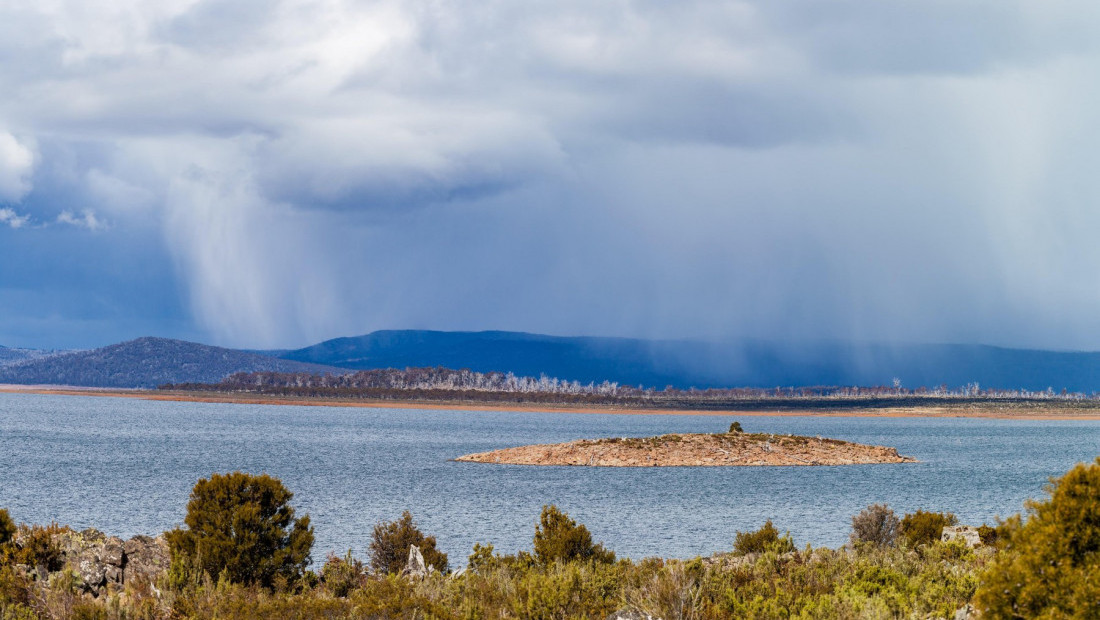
456,426,916,467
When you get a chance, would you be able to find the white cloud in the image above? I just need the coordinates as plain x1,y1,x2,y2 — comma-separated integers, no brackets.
0,132,34,203
56,209,108,231
0,207,30,229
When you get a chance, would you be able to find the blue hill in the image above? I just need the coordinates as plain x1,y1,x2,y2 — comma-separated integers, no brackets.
277,330,1100,392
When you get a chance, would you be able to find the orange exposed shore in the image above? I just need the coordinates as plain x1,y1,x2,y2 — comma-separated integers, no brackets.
3,384,1100,419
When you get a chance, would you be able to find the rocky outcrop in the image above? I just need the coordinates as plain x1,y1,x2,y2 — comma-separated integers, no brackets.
14,527,170,596
941,526,982,548
456,432,917,467
122,535,171,585
401,545,429,579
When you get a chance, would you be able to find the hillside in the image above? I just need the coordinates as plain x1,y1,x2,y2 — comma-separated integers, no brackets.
277,330,1100,392
0,337,344,388
7,330,1100,392
0,345,61,367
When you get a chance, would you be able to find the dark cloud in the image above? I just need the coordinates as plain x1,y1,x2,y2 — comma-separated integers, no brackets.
1,0,1099,351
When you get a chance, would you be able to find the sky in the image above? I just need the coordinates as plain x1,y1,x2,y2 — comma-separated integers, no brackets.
3,1,1100,351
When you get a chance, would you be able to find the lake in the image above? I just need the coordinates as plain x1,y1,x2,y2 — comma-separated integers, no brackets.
1,392,1098,561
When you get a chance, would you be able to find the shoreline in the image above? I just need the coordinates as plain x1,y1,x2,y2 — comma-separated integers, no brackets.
6,382,1100,422
4,383,1100,419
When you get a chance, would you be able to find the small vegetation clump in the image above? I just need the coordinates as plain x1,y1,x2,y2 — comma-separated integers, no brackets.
728,421,743,433
165,471,314,589
733,520,796,555
0,523,65,572
0,510,14,547
369,511,449,574
899,510,958,548
976,523,999,547
850,503,900,547
320,551,366,597
533,505,615,565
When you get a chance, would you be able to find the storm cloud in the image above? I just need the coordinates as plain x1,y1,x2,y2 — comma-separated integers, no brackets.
2,0,1100,350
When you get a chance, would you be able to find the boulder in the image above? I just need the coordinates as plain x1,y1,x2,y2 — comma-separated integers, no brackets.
941,525,982,548
122,535,170,585
401,545,429,579
103,537,124,566
47,528,120,595
42,529,170,595
77,546,109,592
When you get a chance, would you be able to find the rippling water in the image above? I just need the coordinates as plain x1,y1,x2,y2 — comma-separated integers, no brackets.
1,392,1098,561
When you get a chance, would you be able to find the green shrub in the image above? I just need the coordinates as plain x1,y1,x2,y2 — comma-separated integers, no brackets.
467,542,496,572
728,421,743,434
0,510,14,547
320,551,365,597
533,505,615,565
369,511,448,574
733,520,796,555
1,524,64,572
899,510,957,548
850,504,899,547
974,457,1100,617
165,472,314,589
0,565,33,611
976,524,998,547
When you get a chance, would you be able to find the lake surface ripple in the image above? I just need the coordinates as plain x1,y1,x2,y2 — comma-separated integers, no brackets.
2,392,1098,560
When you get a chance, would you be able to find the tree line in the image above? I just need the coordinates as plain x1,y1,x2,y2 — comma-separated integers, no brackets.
161,366,1100,409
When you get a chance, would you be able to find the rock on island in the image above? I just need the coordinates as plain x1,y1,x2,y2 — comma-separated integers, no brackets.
455,431,916,467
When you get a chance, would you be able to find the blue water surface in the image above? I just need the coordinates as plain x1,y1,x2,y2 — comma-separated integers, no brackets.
1,392,1098,561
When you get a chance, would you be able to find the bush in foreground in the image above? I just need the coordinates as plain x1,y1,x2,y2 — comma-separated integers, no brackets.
733,520,796,555
974,457,1100,617
850,503,900,547
165,471,314,589
533,504,615,565
369,511,449,574
320,551,366,597
0,510,14,547
899,510,957,548
0,500,993,620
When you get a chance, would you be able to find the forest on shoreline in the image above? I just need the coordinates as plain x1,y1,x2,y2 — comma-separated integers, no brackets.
160,367,1100,412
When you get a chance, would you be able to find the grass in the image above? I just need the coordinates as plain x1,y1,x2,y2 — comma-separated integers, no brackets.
0,528,989,619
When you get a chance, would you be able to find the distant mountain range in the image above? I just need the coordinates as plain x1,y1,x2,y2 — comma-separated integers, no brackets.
0,337,341,388
277,330,1100,393
3,330,1100,391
